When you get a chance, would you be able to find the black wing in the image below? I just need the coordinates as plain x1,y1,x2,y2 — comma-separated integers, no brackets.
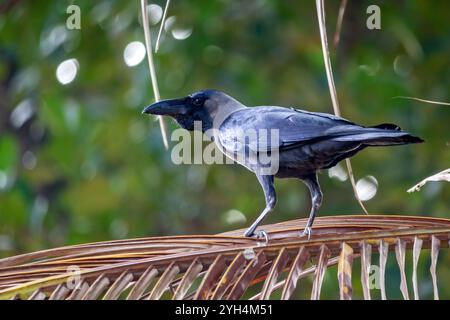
218,106,364,152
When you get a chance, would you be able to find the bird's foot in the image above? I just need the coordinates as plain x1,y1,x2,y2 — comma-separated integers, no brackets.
300,227,312,240
254,230,269,243
244,229,269,244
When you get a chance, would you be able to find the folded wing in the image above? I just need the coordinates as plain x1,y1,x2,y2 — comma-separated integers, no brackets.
218,106,364,152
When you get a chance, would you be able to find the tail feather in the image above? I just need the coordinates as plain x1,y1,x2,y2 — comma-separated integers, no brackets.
370,123,401,131
364,133,424,146
333,123,424,146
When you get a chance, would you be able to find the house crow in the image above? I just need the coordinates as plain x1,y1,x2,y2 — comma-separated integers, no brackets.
143,90,423,239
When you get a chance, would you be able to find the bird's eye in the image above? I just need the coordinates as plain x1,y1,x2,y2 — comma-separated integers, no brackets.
192,97,202,106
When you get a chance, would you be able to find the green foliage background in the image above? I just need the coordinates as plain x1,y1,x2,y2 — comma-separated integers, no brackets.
0,0,449,299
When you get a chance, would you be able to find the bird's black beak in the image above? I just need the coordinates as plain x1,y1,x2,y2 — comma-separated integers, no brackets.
142,98,187,116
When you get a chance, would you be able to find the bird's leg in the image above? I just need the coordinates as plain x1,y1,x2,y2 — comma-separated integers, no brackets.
244,207,270,239
244,174,276,239
300,174,323,239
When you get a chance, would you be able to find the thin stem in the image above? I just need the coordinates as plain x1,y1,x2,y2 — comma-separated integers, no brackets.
315,0,368,214
333,0,347,48
155,0,171,53
345,159,369,214
140,0,169,150
392,96,450,106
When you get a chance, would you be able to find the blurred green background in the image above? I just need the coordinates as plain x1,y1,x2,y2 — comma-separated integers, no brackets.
0,0,449,299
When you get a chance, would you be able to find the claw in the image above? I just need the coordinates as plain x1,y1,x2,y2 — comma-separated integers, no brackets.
255,230,269,244
244,229,269,245
300,227,312,240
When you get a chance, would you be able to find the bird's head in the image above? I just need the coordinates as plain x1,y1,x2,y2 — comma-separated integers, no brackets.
142,89,244,132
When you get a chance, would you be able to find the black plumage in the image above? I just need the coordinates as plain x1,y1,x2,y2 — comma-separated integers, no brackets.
143,89,423,239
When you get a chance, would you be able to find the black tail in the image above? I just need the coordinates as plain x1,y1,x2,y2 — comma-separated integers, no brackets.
365,123,424,146
322,123,423,169
333,123,424,146
370,123,401,131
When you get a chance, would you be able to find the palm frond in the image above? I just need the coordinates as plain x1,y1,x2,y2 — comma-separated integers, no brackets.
0,215,449,300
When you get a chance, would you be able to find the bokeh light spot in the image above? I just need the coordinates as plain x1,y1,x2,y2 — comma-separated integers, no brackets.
123,41,146,67
147,4,163,25
40,25,68,56
0,171,8,190
224,209,247,225
172,28,193,40
243,248,256,260
10,99,34,128
56,58,79,85
328,163,348,182
164,16,192,40
22,151,37,170
356,175,378,201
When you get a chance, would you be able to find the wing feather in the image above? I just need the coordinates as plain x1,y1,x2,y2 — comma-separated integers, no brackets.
218,106,362,152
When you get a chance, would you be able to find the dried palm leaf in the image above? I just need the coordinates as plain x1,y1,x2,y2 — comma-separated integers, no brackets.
408,168,450,193
0,215,449,300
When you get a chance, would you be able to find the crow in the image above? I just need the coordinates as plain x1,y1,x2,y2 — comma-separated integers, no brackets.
143,89,423,239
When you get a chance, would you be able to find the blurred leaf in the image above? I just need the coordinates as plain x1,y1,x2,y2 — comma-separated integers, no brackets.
0,135,18,172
